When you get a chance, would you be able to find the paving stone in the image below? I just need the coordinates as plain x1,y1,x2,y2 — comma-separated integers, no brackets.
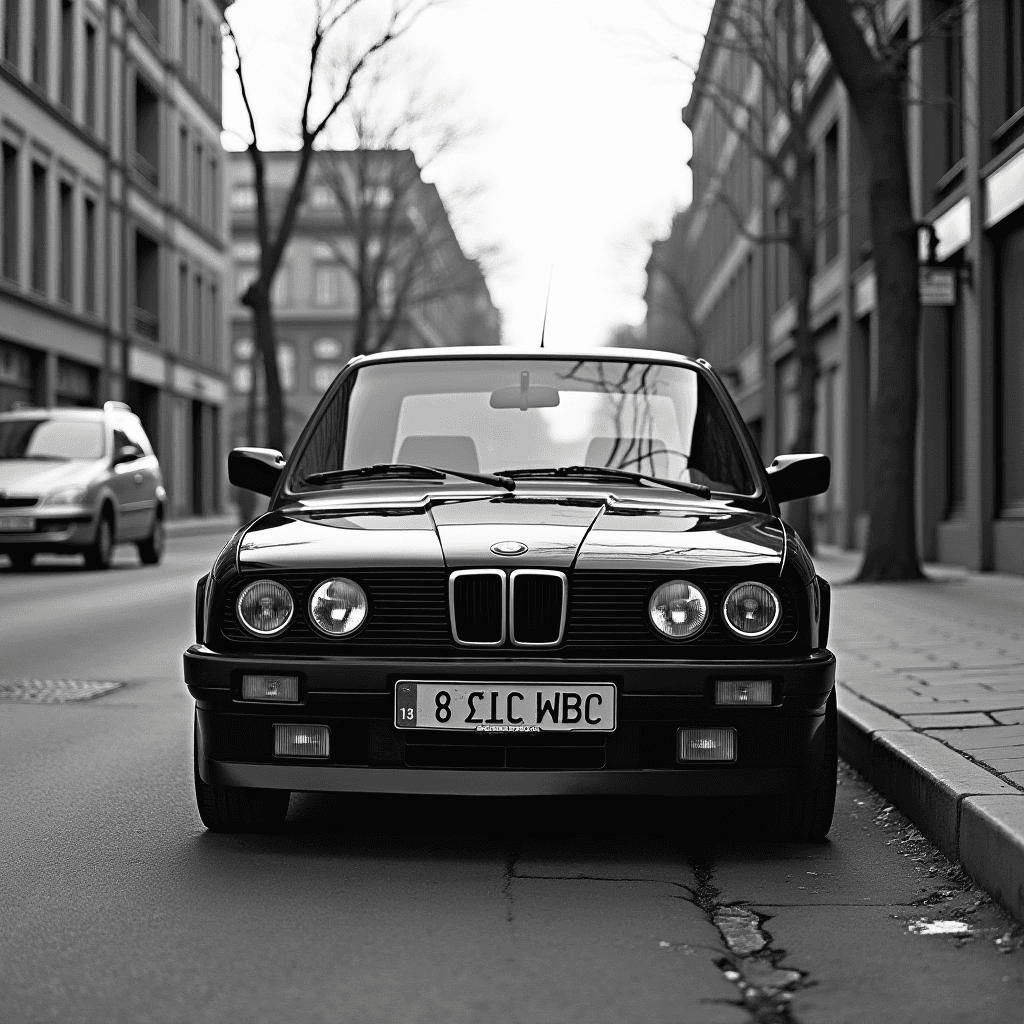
959,795,1024,922
1004,771,1024,786
903,712,994,729
993,709,1024,725
984,756,1024,772
927,724,1024,750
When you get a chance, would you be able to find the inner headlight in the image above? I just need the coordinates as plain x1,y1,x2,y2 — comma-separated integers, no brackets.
42,486,87,506
309,578,368,637
236,579,294,637
723,582,781,638
648,580,708,640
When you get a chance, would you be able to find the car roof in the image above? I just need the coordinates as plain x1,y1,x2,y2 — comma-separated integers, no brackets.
351,345,705,370
0,405,132,421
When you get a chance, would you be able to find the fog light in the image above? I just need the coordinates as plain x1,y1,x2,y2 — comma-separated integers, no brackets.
242,674,299,702
715,680,772,706
274,723,329,758
678,727,737,762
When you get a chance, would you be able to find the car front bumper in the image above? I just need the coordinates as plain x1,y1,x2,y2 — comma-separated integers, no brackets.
0,507,95,551
186,645,836,798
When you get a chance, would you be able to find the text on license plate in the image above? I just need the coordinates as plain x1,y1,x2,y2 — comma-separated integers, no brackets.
0,517,34,533
394,681,616,732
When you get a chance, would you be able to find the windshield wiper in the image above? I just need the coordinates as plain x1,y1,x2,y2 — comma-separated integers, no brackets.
500,465,711,499
302,463,515,491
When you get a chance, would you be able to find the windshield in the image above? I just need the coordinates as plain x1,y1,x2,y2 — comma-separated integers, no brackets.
0,418,106,461
289,358,756,495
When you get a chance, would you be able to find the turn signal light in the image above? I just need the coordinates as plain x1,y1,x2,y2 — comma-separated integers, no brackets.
678,727,737,762
274,724,329,758
242,674,299,702
714,680,772,706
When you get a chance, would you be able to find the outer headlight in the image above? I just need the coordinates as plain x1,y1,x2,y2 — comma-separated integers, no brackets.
42,486,88,506
648,580,708,640
309,578,368,637
236,579,294,637
722,582,781,639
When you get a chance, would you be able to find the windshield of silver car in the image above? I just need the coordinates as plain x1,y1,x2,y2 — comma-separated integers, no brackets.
0,418,106,461
289,359,756,495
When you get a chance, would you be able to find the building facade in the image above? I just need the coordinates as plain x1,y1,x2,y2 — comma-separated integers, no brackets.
651,0,1024,575
0,0,231,519
227,149,501,454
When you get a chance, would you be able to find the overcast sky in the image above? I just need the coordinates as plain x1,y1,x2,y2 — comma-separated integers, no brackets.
222,0,712,349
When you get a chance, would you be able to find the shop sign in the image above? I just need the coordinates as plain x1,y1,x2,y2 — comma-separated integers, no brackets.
919,266,957,306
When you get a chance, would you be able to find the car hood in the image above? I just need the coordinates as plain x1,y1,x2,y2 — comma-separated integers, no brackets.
0,459,102,495
237,488,784,574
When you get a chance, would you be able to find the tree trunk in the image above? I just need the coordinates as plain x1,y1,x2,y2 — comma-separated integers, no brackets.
804,0,923,581
246,288,286,455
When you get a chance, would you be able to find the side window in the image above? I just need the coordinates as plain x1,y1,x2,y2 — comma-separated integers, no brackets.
112,428,133,459
116,416,154,456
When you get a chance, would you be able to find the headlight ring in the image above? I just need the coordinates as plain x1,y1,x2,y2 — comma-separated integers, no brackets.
648,579,709,640
722,581,782,639
308,577,369,637
236,579,295,637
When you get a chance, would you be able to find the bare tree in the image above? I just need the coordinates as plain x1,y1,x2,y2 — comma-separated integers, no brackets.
644,218,706,356
224,0,436,453
803,0,967,580
669,0,831,550
314,80,494,356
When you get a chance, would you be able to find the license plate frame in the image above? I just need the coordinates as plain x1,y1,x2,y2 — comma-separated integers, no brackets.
394,680,616,733
0,516,34,533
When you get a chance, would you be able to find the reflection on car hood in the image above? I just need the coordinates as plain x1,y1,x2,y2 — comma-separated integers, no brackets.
238,487,783,573
0,458,103,494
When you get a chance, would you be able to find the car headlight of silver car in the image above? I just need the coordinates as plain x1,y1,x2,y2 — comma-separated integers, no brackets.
309,578,368,637
236,580,294,637
722,582,781,639
42,485,88,506
648,580,708,640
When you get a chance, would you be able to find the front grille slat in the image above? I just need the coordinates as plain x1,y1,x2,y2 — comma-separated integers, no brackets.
511,571,565,645
450,570,505,645
0,496,38,508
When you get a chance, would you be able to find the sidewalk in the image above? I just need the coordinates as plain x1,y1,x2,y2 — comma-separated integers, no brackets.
815,545,1024,922
164,512,239,540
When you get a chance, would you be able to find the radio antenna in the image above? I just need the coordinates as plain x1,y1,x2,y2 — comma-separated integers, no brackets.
539,265,554,349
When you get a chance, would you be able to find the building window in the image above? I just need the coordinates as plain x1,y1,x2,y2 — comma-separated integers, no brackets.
195,11,204,90
84,197,96,313
180,0,188,71
310,184,336,208
311,363,342,394
178,126,188,205
59,0,73,111
31,162,46,293
312,337,342,360
1006,1,1024,121
193,141,202,217
232,363,252,393
32,0,47,89
206,281,217,364
235,265,257,299
314,265,341,306
824,123,839,265
178,262,189,352
58,181,72,303
271,266,289,306
193,273,203,359
231,185,257,210
4,0,20,66
138,0,160,38
134,231,159,339
134,76,160,186
85,22,97,130
943,14,963,173
277,343,295,392
2,144,18,282
209,157,218,227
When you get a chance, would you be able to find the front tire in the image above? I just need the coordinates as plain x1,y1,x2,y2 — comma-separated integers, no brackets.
84,513,114,570
193,716,290,832
768,688,838,841
137,511,164,565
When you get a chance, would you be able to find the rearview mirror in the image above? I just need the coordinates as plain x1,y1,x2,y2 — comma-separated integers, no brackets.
766,454,831,504
490,386,560,410
229,447,286,497
113,443,144,465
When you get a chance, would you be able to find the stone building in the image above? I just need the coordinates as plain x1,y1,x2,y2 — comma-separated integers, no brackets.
649,0,1024,575
227,149,501,453
0,0,231,519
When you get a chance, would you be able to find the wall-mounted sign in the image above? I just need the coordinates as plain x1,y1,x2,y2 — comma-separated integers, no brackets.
919,266,957,306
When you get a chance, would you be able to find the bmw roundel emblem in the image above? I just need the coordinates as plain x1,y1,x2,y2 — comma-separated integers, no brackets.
491,540,528,556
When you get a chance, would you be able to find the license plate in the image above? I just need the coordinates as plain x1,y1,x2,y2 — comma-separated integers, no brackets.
395,681,616,733
0,517,33,533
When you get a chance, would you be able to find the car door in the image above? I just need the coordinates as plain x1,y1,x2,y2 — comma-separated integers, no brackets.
109,426,149,540
116,415,161,537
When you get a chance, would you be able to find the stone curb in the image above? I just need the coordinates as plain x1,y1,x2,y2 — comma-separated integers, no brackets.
837,683,1024,923
164,514,239,540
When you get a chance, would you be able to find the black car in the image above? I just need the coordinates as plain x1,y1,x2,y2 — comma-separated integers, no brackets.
186,348,834,836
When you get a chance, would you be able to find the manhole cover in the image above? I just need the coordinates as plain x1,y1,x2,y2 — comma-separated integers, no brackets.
0,679,126,703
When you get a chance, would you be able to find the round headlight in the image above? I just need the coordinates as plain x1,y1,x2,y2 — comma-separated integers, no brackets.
648,580,708,640
236,580,294,637
723,582,781,638
309,578,368,637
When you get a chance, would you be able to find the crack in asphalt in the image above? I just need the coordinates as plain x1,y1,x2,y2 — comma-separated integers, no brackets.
503,848,520,926
686,850,809,1024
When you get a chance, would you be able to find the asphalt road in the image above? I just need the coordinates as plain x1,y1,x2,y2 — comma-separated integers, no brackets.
1,538,1022,1024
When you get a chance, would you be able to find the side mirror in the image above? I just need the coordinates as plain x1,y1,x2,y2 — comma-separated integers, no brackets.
229,447,286,497
113,443,144,465
766,454,831,504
